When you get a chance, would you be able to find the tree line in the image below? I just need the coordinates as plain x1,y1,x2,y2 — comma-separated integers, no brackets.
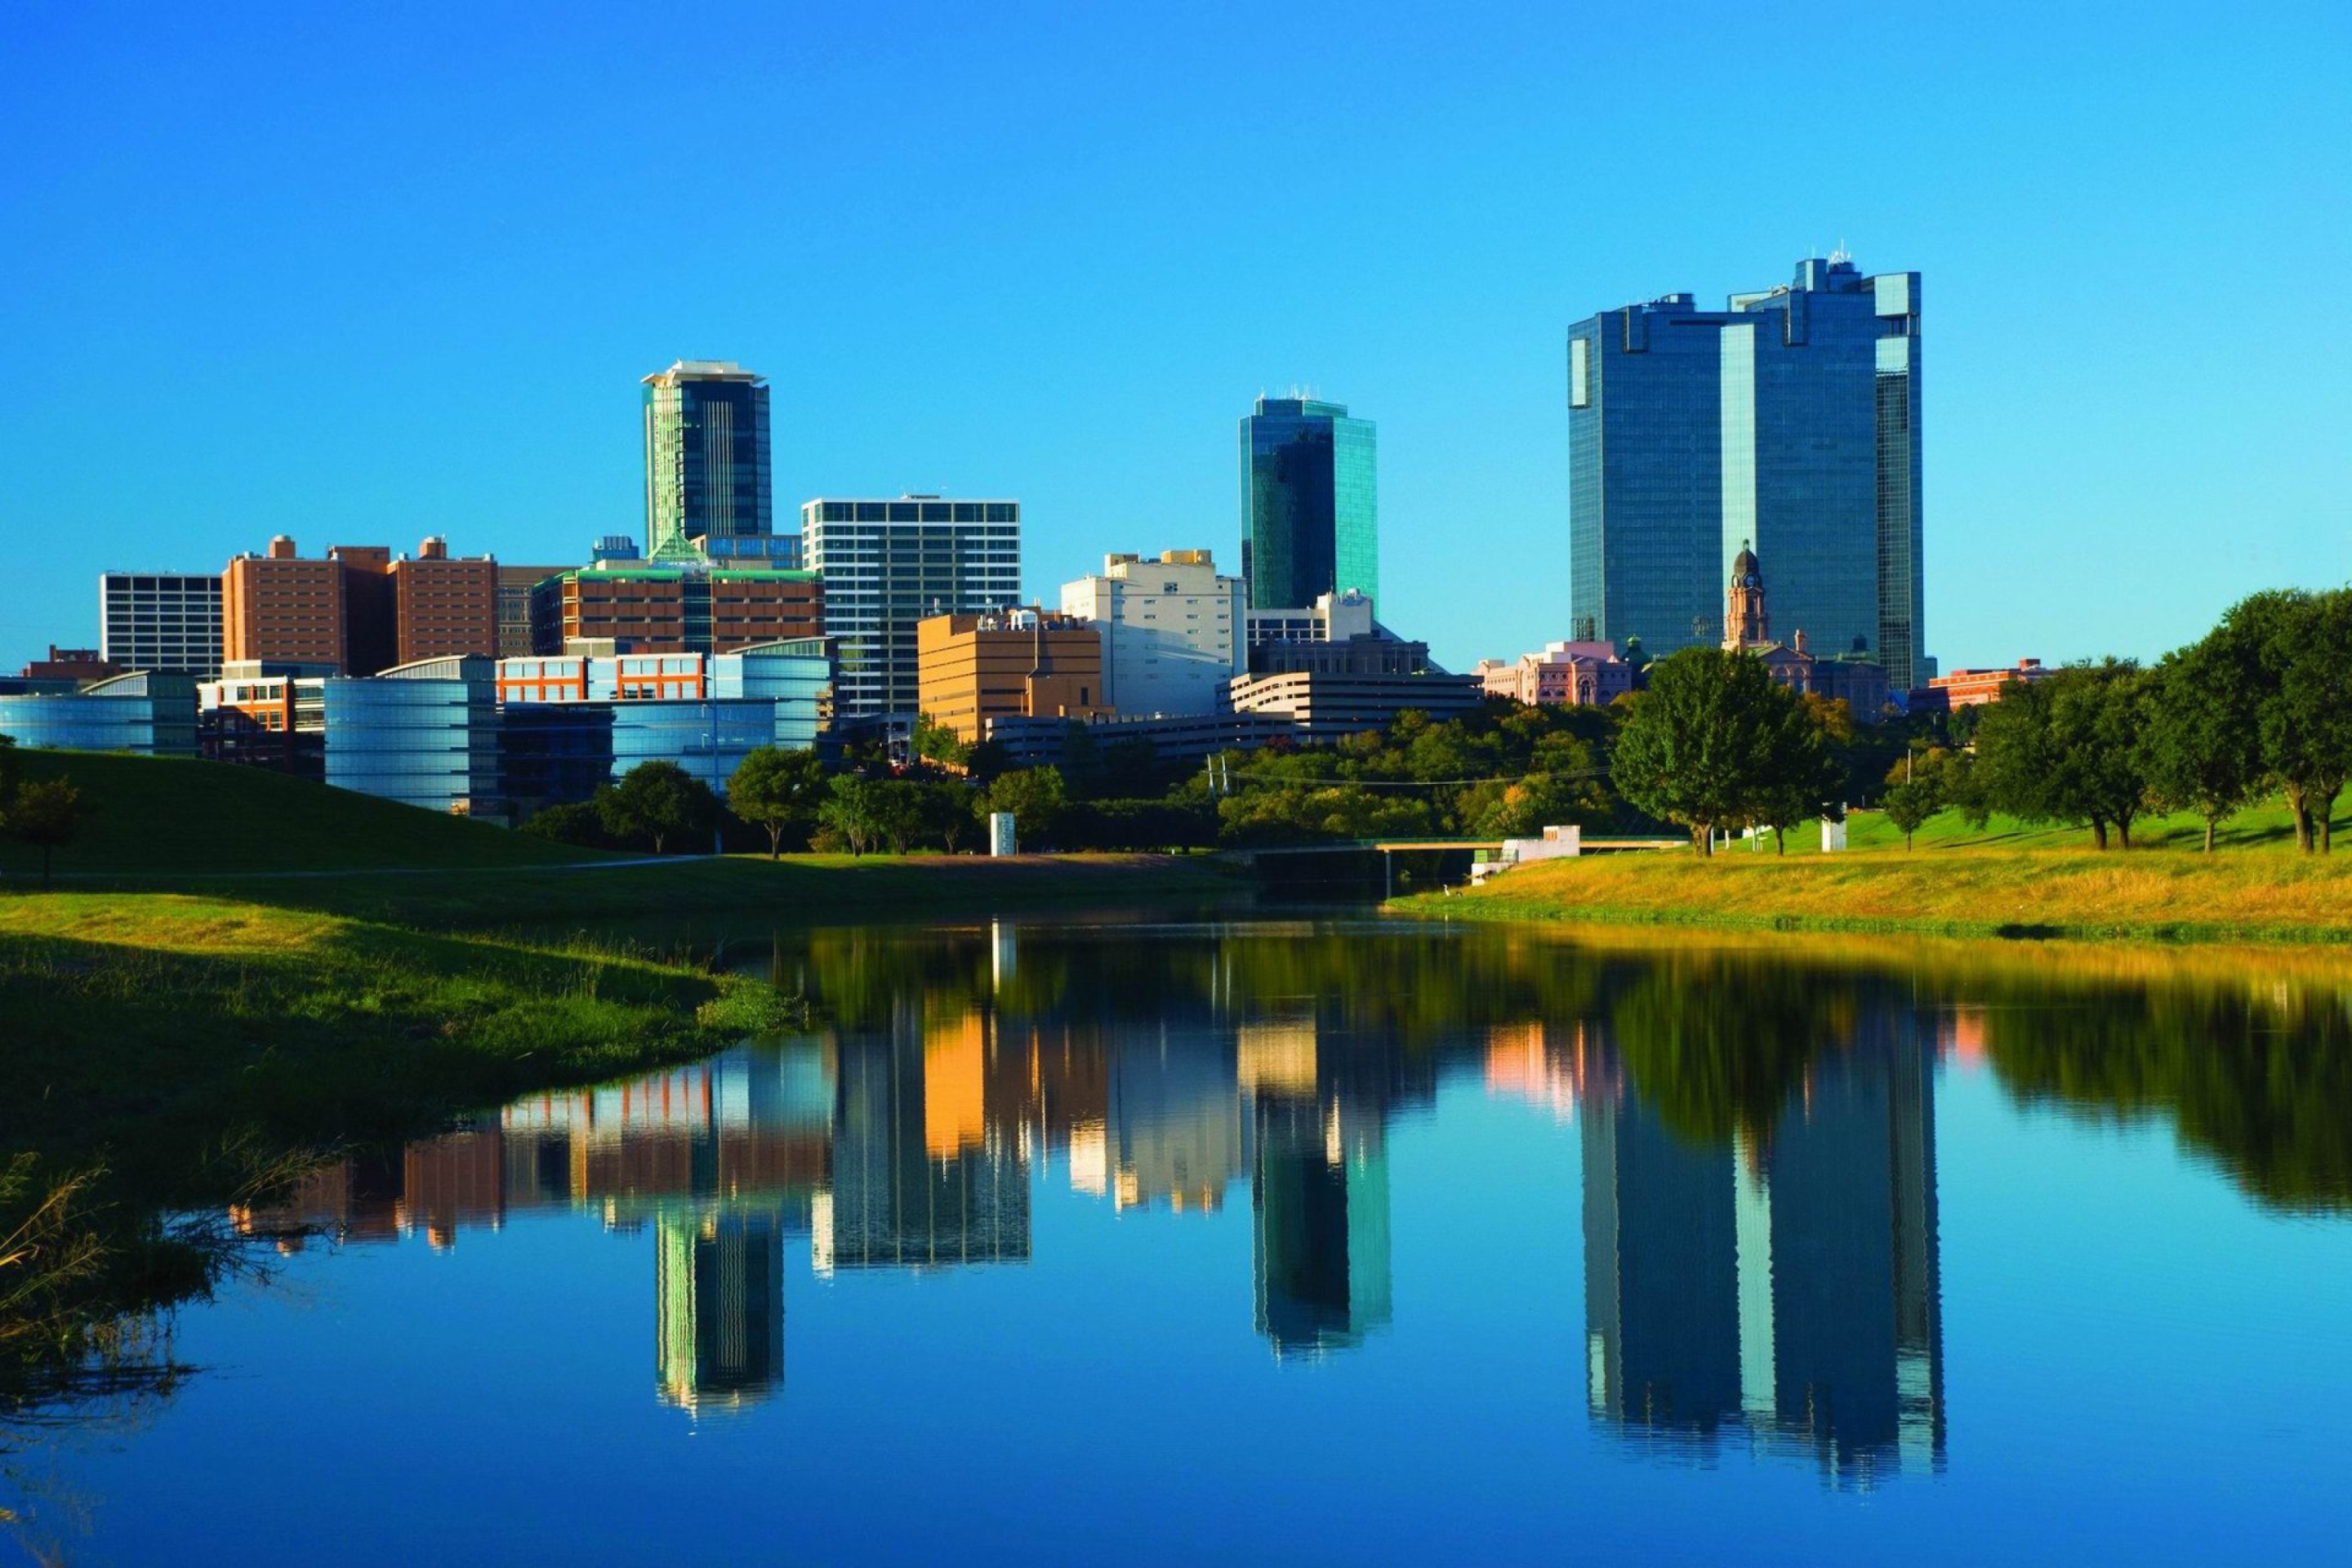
1875,587,2352,852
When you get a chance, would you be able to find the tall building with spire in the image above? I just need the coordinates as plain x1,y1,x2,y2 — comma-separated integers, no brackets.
1567,256,1924,690
1723,543,1768,650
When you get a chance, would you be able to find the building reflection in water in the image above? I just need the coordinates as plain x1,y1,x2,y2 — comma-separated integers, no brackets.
1581,1019,1944,1486
229,922,1973,1464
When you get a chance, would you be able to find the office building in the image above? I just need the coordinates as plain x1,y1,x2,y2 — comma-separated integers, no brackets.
0,671,198,756
800,497,1022,719
1241,396,1379,613
387,537,498,667
1060,550,1243,718
200,663,329,773
530,560,823,657
1909,659,2050,715
224,536,500,676
494,640,831,812
496,564,577,657
16,648,118,684
1227,667,1482,739
322,655,501,816
100,572,224,678
915,608,1107,743
644,360,773,554
1474,640,1637,707
1567,254,1924,689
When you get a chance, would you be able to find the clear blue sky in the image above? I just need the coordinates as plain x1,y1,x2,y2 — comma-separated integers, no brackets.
3,0,2345,675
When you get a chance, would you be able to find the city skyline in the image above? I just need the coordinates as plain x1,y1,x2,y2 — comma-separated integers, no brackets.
5,5,2343,679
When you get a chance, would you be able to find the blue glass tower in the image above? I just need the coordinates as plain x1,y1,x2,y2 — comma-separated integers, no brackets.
1240,397,1379,612
1567,257,1924,690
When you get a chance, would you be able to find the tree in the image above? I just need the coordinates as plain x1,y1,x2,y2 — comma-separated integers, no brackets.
2214,588,2352,853
1610,648,1804,856
1754,697,1844,853
865,778,926,854
519,800,609,848
911,713,970,773
977,768,1067,848
596,760,718,855
1971,660,2151,849
818,775,884,855
923,781,978,853
7,777,86,888
728,746,829,858
2141,642,2263,852
1881,777,1940,852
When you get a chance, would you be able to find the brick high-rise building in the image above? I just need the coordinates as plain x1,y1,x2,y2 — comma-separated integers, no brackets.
224,536,500,675
532,562,823,657
387,537,498,666
224,537,349,670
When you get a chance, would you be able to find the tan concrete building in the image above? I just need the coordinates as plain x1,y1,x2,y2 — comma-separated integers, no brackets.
916,608,1107,742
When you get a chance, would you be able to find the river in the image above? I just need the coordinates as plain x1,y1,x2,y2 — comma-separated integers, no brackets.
5,915,2348,1563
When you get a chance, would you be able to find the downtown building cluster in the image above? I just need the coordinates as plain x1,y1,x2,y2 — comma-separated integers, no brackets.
3,256,2033,816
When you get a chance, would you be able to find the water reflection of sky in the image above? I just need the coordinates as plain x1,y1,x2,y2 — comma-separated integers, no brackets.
10,920,2351,1565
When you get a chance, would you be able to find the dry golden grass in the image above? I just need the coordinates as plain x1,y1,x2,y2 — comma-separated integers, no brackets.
1409,844,2352,943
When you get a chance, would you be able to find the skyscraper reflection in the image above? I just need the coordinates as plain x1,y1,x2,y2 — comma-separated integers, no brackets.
1243,1014,1396,1356
814,1008,1032,1272
655,1207,786,1414
1581,1022,1945,1484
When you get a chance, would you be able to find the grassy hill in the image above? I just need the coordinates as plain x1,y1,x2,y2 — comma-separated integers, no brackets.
0,748,1242,926
1405,793,2352,943
0,749,606,878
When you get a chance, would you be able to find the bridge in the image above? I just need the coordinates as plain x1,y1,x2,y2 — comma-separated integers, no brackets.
1228,835,1682,896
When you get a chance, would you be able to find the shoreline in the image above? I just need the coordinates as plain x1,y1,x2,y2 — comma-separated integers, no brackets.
1389,849,2352,947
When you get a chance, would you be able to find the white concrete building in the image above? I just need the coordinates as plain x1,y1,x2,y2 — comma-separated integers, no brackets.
1059,550,1241,717
1244,589,1376,657
801,496,1022,718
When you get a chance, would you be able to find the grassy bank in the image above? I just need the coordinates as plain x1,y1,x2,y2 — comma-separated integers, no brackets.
0,750,1246,924
0,894,796,1176
1401,834,2352,942
0,889,807,1417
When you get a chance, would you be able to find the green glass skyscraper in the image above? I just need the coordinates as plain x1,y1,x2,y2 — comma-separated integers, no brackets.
643,360,774,555
1239,396,1378,612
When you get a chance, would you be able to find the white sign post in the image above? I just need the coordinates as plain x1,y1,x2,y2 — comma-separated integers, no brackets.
988,811,1018,857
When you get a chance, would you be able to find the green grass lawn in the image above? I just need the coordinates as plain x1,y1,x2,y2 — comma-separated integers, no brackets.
1408,795,2352,943
0,749,1245,924
0,749,605,878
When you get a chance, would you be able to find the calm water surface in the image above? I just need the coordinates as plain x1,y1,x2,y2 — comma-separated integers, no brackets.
7,917,2350,1564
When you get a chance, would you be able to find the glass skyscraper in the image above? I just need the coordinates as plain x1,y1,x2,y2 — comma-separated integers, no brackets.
643,361,774,554
1239,397,1379,613
1566,256,1924,690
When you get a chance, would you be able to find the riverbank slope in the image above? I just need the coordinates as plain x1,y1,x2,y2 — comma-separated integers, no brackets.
1396,840,2352,942
0,750,1245,924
